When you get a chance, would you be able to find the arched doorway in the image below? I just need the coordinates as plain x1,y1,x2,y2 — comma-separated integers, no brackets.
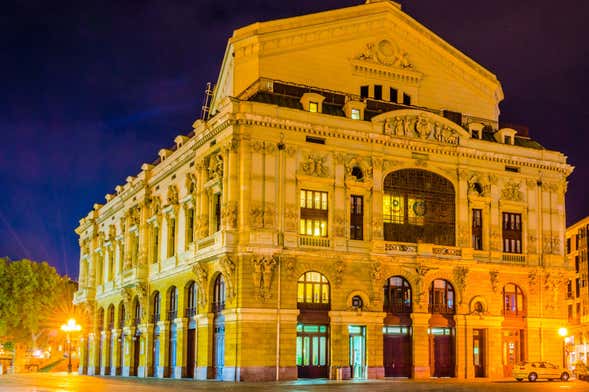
96,307,104,375
151,291,160,377
118,302,126,376
212,275,225,380
296,271,330,379
185,281,197,379
383,169,455,245
383,276,412,377
166,286,178,378
428,279,455,377
107,304,115,375
132,297,141,376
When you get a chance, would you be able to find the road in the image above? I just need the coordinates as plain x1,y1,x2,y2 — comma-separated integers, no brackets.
0,373,587,392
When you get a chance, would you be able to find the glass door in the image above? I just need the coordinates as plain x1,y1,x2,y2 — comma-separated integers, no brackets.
296,324,329,378
349,326,366,379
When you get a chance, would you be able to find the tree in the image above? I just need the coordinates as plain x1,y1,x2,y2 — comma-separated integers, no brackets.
0,257,77,348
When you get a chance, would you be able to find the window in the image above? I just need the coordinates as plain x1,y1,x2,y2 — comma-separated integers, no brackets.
107,248,114,281
108,305,115,329
351,108,360,120
186,281,197,317
576,256,580,273
576,278,581,298
168,286,178,320
213,275,225,312
152,292,160,323
186,208,194,248
360,85,369,99
567,280,573,299
502,213,522,253
383,169,455,245
429,279,454,314
472,209,483,250
351,295,363,310
389,87,398,103
151,225,159,263
374,85,382,100
383,276,412,313
503,283,525,317
119,303,126,328
576,303,581,321
167,217,176,258
309,101,318,113
350,195,363,240
132,233,139,265
134,298,141,325
472,130,479,139
97,308,105,331
504,136,512,144
297,271,330,310
214,193,222,232
567,238,571,254
300,190,328,237
568,304,573,321
402,93,411,105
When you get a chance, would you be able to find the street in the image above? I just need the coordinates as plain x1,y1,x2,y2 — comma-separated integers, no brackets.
0,374,588,392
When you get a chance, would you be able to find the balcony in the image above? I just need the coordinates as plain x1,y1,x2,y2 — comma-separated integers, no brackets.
384,303,412,314
185,307,197,318
384,242,417,253
502,253,526,264
428,303,455,315
298,235,330,248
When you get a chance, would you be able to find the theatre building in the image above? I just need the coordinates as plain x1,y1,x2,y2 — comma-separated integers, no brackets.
73,0,574,381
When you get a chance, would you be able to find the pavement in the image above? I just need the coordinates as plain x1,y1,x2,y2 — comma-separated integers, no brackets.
0,373,588,392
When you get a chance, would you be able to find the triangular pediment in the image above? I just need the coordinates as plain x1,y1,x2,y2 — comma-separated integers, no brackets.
372,109,471,145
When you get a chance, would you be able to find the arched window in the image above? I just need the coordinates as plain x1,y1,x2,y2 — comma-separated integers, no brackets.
297,271,330,310
384,276,412,313
119,303,126,328
133,298,141,325
186,281,198,317
168,286,178,320
213,275,226,312
97,308,105,331
152,291,160,323
503,283,525,317
383,169,455,245
107,305,115,329
429,279,455,314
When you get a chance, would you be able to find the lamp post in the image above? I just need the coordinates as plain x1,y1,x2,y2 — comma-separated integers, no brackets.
61,318,82,374
559,327,568,369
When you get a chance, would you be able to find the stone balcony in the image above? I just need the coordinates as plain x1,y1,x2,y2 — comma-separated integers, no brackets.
73,287,95,304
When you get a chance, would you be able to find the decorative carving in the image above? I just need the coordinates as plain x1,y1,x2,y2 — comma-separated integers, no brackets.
468,174,491,197
544,272,565,310
453,266,469,304
191,263,208,306
251,255,277,301
167,184,178,205
333,258,345,288
403,263,437,305
150,196,162,216
489,270,499,293
197,214,209,238
207,154,224,180
528,271,537,294
136,282,147,301
284,205,298,231
300,153,329,177
249,202,264,229
370,261,383,307
251,140,265,153
284,257,296,279
383,115,459,145
356,39,412,68
219,256,236,299
222,201,238,229
185,173,197,196
263,203,275,227
334,212,346,237
501,182,523,202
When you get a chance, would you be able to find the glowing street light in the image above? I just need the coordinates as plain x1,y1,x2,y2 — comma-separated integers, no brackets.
61,318,82,374
559,327,568,369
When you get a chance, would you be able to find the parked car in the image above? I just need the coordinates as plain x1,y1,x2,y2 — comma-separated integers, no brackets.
573,361,589,381
512,361,570,382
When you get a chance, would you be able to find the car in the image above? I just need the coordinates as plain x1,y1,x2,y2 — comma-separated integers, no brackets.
573,361,589,381
512,361,570,382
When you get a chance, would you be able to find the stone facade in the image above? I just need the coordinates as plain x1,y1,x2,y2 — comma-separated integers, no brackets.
74,0,574,382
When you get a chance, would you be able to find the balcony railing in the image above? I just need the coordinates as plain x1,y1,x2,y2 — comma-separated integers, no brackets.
185,307,197,318
297,302,330,311
433,246,462,257
428,303,455,315
504,309,526,318
298,235,330,248
384,242,417,253
502,253,526,264
384,303,412,314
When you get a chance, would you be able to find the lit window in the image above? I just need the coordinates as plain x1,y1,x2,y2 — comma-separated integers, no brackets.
300,189,328,237
351,109,360,120
383,194,404,224
309,102,318,113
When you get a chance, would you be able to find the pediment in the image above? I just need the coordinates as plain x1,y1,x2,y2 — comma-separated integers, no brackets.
372,109,471,145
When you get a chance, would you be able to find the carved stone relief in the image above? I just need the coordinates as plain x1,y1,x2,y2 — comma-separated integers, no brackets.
191,262,208,306
284,205,298,232
356,39,412,68
383,115,459,145
489,270,499,293
332,258,345,288
219,256,236,300
207,154,224,180
252,255,277,301
501,182,523,202
222,201,238,229
300,152,329,177
167,185,179,205
453,266,469,304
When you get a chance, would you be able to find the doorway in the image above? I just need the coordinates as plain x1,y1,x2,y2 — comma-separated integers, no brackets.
213,321,224,380
430,327,455,377
186,323,196,378
383,326,412,377
296,324,329,378
473,329,485,377
349,326,366,379
502,329,524,376
132,331,141,376
152,326,160,377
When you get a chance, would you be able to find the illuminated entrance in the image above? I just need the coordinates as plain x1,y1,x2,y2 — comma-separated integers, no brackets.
473,329,485,377
296,324,329,378
349,326,366,379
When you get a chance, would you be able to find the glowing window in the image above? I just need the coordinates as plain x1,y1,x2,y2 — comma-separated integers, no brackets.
351,109,360,120
309,102,318,113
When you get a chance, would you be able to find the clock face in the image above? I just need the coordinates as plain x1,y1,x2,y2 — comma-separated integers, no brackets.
412,200,425,217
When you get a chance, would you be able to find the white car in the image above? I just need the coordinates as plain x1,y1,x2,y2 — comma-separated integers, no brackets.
512,361,570,382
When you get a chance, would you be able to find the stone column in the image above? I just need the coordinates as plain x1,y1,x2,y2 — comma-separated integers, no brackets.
196,313,213,380
110,329,120,376
411,312,431,378
157,321,169,378
371,157,384,241
138,325,150,378
173,318,188,378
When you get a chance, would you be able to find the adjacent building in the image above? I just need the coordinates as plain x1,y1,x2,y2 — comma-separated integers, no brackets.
565,217,589,366
73,0,574,381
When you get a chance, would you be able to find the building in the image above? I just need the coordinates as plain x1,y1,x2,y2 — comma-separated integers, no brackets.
73,0,574,381
565,217,589,367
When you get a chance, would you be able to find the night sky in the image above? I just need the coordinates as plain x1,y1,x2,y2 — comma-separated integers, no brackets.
2,0,588,279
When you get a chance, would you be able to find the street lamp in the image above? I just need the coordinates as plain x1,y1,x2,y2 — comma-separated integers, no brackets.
61,318,82,374
559,327,568,369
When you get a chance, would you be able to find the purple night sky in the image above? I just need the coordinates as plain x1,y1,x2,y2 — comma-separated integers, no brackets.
1,0,588,279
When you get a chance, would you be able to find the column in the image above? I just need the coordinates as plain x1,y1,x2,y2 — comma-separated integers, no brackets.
411,312,431,378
